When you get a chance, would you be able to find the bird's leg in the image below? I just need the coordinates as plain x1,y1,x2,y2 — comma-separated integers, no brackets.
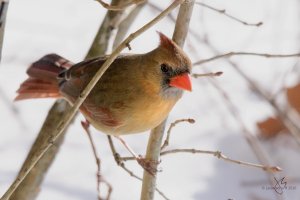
114,136,159,176
114,136,138,157
107,136,123,166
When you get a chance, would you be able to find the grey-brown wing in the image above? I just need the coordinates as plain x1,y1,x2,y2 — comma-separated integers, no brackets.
58,55,109,81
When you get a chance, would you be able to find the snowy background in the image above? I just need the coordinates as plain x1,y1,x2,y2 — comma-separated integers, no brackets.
1,0,300,199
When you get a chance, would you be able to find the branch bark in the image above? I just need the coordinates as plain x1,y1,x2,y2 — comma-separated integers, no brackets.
140,1,195,200
0,0,9,61
112,1,147,49
95,0,144,11
1,1,185,199
87,0,130,58
10,101,69,200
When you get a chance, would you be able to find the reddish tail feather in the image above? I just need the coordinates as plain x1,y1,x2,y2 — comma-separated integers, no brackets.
15,54,73,101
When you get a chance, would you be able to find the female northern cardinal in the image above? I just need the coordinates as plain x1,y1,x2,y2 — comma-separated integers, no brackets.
16,32,192,136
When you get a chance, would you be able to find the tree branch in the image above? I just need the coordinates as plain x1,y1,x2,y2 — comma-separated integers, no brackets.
10,101,69,200
95,0,145,11
112,1,147,49
115,147,282,173
193,52,300,66
161,118,195,150
195,2,262,27
192,71,223,78
87,0,130,58
0,0,9,61
160,149,282,172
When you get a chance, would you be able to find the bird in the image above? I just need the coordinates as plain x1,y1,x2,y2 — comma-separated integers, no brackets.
15,32,192,173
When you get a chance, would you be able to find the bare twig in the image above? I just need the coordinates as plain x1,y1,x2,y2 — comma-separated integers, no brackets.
195,2,262,27
87,0,130,58
140,1,195,200
270,60,299,100
0,86,27,130
112,1,147,49
82,121,112,200
148,2,176,22
161,118,195,150
116,148,282,173
160,149,282,172
107,136,170,200
0,0,9,61
95,0,145,11
192,71,223,78
10,100,69,200
193,52,300,66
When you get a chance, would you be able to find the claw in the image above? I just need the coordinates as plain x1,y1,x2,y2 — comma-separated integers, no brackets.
136,155,160,176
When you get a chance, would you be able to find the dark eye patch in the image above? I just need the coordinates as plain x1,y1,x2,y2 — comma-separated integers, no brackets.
161,64,170,73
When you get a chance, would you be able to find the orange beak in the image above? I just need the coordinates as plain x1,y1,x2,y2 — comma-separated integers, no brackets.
169,73,192,91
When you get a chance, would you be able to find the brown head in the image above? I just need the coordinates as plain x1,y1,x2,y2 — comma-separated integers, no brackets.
142,32,192,98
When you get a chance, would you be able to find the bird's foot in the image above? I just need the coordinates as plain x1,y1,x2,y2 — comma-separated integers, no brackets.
136,155,160,176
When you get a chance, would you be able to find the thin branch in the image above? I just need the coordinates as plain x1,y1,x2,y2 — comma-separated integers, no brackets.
195,2,262,27
148,2,176,22
160,149,282,173
82,121,112,200
112,1,147,49
107,136,170,200
192,71,223,78
270,60,299,100
10,101,69,200
161,118,195,150
87,0,130,58
117,148,282,173
0,0,9,61
95,0,145,11
193,52,300,66
0,86,27,130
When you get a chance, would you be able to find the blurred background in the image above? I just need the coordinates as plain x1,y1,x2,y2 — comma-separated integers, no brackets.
0,0,300,199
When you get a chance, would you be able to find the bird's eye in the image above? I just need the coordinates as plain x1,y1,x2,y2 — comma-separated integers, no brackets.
161,64,169,73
